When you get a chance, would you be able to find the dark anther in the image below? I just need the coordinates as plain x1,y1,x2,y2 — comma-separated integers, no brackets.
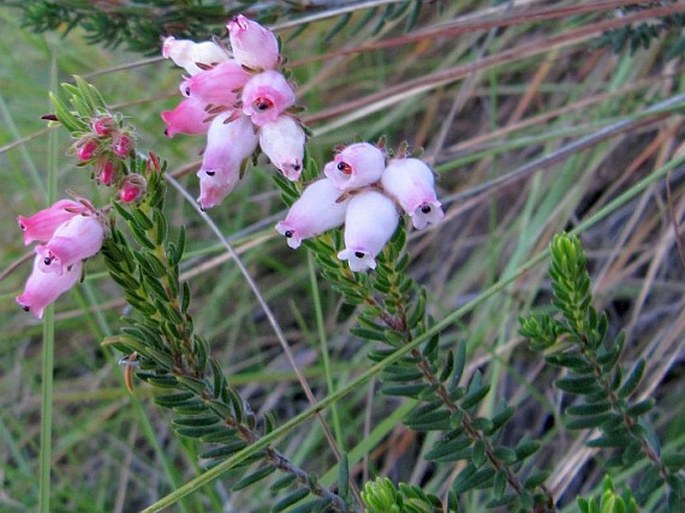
254,97,274,111
337,161,352,175
421,205,432,214
43,257,52,266
284,230,293,238
22,305,30,312
354,251,365,258
292,164,301,171
184,87,191,96
205,170,216,176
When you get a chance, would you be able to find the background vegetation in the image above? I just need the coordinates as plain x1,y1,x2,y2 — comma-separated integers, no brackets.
0,1,683,512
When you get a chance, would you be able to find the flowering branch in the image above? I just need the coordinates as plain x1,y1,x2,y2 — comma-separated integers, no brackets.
272,149,555,511
14,74,356,512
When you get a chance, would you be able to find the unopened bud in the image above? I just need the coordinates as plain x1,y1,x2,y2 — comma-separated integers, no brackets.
112,133,133,158
92,115,115,137
118,174,147,204
76,138,99,161
96,158,117,186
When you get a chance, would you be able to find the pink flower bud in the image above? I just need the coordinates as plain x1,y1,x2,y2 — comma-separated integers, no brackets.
337,190,398,272
323,142,385,191
76,138,99,161
161,97,210,138
17,199,88,246
241,70,296,127
118,174,147,204
181,60,251,105
259,115,306,180
381,158,444,229
95,158,117,186
111,132,133,158
275,178,349,249
92,115,115,137
147,152,161,173
16,254,83,319
228,15,279,70
162,36,229,75
197,113,258,209
36,213,104,275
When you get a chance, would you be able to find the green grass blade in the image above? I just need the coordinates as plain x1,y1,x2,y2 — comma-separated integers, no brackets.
308,253,344,449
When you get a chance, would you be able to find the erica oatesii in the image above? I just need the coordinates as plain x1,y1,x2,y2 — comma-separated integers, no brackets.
276,178,349,249
337,190,399,272
16,198,104,318
381,158,444,230
161,15,306,209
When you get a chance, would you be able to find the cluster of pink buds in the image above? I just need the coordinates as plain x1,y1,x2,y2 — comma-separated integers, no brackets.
72,114,135,187
276,143,445,272
161,15,306,209
15,199,105,318
67,112,148,204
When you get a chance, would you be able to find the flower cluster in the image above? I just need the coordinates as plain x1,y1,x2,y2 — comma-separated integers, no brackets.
276,143,444,272
16,198,105,318
162,15,306,209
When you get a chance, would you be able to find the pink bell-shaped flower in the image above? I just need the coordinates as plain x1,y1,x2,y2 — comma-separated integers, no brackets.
259,115,306,180
381,158,445,229
196,113,258,209
275,178,349,249
162,36,229,75
161,97,211,138
16,254,83,319
201,112,258,175
337,190,398,272
323,142,385,191
36,213,104,275
241,70,295,127
228,15,279,71
17,199,88,246
181,60,251,105
197,166,241,210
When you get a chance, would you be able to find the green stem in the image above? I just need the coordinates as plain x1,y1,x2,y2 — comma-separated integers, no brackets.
579,341,670,486
39,48,59,513
38,306,55,513
140,151,685,513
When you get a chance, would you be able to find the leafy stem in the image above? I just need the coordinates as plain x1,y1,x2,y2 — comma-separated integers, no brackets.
304,221,555,511
104,156,354,513
521,233,685,510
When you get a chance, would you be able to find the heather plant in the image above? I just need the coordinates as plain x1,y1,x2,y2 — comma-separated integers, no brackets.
2,3,685,513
